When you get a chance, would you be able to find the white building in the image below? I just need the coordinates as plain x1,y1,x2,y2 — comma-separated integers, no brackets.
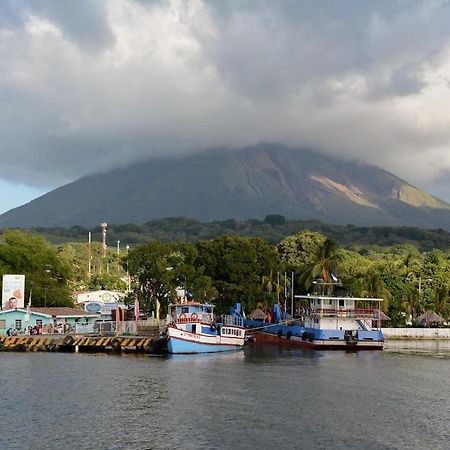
73,290,127,320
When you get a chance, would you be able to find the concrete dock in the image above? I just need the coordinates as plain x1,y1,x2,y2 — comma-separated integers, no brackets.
0,334,157,353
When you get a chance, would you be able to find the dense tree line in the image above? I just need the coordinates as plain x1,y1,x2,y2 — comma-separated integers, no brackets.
1,229,449,326
0,231,72,307
121,232,450,325
27,216,450,251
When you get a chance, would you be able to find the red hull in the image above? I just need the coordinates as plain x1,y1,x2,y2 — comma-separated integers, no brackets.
249,331,383,351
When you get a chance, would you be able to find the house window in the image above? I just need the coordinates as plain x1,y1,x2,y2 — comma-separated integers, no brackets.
0,320,5,329
36,320,43,327
15,319,22,330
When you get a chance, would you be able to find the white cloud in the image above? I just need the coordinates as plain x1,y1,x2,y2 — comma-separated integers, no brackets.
1,0,450,202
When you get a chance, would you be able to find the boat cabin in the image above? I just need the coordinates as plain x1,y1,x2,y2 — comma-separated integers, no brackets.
296,282,383,332
171,302,214,324
168,301,244,338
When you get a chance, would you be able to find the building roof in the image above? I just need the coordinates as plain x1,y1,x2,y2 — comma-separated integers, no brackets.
415,311,445,324
0,308,53,318
248,308,266,320
30,307,99,317
0,307,99,319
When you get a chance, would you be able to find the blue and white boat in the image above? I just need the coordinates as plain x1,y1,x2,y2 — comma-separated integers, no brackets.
165,301,245,354
240,281,384,350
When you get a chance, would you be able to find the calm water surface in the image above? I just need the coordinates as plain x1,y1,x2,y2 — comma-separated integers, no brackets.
0,342,449,450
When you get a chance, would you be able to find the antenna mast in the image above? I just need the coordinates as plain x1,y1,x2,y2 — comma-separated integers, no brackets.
101,222,108,258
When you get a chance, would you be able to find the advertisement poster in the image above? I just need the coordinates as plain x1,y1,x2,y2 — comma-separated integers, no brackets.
2,274,25,309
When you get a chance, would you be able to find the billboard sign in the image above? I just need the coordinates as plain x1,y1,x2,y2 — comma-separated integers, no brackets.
2,274,25,309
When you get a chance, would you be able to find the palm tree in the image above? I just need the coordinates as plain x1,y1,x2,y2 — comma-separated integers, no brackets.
261,270,290,301
358,268,392,313
261,270,278,294
401,281,423,323
299,238,341,290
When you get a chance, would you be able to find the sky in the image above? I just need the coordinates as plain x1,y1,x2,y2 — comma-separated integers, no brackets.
2,0,450,214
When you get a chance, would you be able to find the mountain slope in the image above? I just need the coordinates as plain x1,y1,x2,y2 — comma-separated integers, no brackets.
1,145,450,229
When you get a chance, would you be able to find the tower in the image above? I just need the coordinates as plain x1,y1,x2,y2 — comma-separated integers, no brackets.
101,222,108,258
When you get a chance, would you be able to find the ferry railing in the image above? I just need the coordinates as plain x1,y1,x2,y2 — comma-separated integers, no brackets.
176,313,211,324
219,314,243,327
309,308,380,318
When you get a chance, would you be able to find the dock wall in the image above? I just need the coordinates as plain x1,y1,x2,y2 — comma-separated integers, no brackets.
382,328,450,340
0,335,156,352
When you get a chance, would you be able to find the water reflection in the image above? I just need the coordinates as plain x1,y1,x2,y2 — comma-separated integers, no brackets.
0,343,449,450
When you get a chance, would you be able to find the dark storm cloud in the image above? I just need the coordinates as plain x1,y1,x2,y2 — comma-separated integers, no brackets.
1,0,450,200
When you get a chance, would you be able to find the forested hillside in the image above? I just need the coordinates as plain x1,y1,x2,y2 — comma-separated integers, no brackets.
28,216,450,252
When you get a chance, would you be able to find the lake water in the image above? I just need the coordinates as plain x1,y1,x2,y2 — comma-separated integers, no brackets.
0,342,449,450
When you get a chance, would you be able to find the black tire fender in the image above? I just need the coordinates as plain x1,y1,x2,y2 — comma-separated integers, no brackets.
111,338,122,352
63,335,74,346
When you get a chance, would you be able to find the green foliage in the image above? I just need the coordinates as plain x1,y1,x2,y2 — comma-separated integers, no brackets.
196,236,280,313
5,221,449,325
126,241,216,315
24,218,450,252
278,231,327,267
297,238,342,290
0,230,73,307
264,215,286,226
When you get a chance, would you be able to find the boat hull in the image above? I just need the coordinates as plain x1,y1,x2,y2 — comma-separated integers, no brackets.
244,319,384,351
249,330,383,350
166,326,244,354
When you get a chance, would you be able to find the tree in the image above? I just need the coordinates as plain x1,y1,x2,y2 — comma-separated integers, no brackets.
278,231,327,267
196,236,280,312
264,215,286,226
126,241,216,315
298,238,342,290
0,230,73,306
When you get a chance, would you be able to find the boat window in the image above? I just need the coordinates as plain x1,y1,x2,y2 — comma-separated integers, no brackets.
339,300,345,307
329,300,332,305
181,307,189,314
192,324,196,334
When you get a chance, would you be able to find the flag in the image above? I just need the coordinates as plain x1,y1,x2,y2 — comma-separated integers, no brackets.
156,299,161,321
25,290,31,323
116,304,120,327
134,298,140,322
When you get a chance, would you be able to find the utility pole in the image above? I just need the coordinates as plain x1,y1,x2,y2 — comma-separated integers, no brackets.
88,231,92,277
